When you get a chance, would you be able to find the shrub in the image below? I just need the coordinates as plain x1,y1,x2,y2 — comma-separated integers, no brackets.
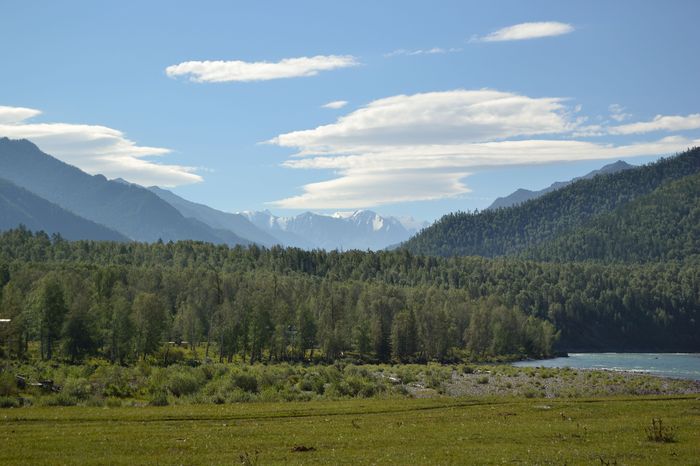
90,365,133,398
149,389,169,406
154,345,186,366
0,396,19,408
0,372,17,397
167,369,202,397
41,393,78,406
231,373,258,393
477,376,489,384
645,418,676,443
62,377,93,400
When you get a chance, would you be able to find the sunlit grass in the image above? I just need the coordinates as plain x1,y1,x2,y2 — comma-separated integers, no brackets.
1,395,698,464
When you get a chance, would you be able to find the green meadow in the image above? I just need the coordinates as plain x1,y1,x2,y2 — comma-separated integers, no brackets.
1,395,698,465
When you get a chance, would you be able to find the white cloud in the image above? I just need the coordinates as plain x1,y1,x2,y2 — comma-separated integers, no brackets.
608,104,632,122
474,21,574,42
0,105,201,187
0,105,42,124
269,89,699,209
609,114,700,135
384,47,462,57
273,169,471,209
166,55,359,83
271,90,575,149
322,100,348,110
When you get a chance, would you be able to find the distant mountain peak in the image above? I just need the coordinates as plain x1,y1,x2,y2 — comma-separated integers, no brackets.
239,209,420,250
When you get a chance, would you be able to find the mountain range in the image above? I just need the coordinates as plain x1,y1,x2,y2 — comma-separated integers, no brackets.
0,137,424,250
240,210,426,251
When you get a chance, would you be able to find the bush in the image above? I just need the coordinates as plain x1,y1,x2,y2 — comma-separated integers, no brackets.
0,372,17,397
41,393,78,406
154,345,186,366
149,389,169,406
167,369,202,397
62,377,93,400
646,418,676,443
231,373,258,393
0,396,19,408
90,365,133,398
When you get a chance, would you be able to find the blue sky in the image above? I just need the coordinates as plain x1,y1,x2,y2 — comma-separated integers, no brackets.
1,1,699,222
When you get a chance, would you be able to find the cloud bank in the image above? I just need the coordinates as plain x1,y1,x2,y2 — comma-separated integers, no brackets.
268,90,700,209
474,22,574,42
0,106,201,187
166,55,359,83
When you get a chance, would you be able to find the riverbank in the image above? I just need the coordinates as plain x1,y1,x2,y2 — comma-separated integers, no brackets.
2,362,699,408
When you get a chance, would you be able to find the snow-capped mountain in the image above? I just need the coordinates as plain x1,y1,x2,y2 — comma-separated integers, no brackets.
241,210,421,250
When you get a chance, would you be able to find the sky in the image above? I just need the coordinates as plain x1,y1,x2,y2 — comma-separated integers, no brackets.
1,1,699,222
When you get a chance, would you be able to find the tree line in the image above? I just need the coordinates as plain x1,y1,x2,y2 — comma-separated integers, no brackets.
1,228,698,365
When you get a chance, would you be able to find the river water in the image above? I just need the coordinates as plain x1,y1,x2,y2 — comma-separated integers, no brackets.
513,353,700,381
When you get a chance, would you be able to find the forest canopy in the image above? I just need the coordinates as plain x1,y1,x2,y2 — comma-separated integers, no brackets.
1,228,697,366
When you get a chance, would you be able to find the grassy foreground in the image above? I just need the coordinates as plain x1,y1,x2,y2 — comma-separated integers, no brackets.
1,396,699,465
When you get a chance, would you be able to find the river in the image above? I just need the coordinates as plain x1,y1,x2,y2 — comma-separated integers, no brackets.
513,353,700,381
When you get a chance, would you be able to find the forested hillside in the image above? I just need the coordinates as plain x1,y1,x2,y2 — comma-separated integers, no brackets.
403,148,700,257
525,172,700,262
1,229,697,366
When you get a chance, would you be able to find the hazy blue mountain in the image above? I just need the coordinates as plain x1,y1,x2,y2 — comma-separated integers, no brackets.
147,186,279,246
241,210,416,250
487,160,634,210
0,138,249,245
0,178,127,241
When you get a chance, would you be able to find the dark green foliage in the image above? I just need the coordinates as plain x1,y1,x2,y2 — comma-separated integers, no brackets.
231,372,259,393
526,172,700,262
0,371,17,396
404,147,700,258
0,224,698,362
33,274,68,360
133,292,167,358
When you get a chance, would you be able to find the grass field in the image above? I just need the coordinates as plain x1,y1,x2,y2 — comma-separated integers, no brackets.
1,395,699,465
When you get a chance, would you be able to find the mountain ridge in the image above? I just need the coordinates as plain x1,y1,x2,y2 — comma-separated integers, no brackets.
0,137,250,245
487,160,634,210
0,177,128,241
240,209,418,250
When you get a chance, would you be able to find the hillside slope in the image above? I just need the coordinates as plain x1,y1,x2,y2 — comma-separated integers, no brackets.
0,178,128,241
0,138,249,244
404,147,700,257
526,172,700,262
